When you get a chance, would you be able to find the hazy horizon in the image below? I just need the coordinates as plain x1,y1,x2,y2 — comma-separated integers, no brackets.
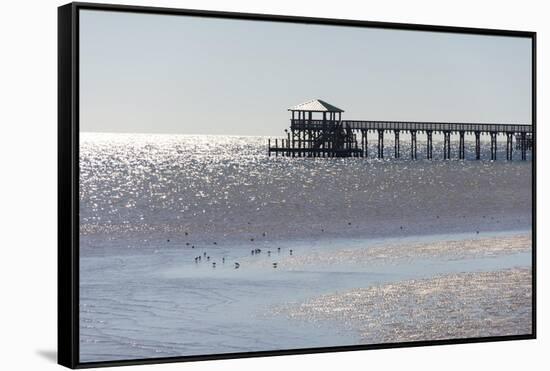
80,10,532,136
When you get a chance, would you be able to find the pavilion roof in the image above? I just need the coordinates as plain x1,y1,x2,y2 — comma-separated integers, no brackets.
288,99,344,112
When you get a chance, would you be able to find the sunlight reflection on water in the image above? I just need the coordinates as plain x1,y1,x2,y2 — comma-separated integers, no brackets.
80,133,532,247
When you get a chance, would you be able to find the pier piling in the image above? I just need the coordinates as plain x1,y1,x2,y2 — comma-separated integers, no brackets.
490,132,497,161
411,130,417,160
475,132,481,160
506,132,513,160
394,130,400,158
459,131,465,160
443,131,451,160
426,130,433,160
521,133,527,160
377,130,384,159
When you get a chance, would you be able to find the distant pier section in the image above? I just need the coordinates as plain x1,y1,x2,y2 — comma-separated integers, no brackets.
268,99,533,160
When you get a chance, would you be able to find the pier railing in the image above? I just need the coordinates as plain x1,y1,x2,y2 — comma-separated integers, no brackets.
290,119,532,134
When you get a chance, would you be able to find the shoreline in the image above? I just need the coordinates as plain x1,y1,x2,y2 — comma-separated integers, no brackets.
266,232,532,268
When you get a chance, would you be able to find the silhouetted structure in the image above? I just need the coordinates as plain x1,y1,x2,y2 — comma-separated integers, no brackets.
268,99,533,160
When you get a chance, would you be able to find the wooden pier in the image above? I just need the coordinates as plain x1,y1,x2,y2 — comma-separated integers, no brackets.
268,99,533,160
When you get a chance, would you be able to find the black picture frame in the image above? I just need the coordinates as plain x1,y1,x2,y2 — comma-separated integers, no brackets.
58,2,537,368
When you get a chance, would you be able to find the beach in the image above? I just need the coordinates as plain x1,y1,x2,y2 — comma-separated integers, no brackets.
273,236,532,343
279,267,531,343
79,133,532,362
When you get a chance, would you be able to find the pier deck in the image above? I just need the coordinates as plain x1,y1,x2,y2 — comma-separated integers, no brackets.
268,100,533,160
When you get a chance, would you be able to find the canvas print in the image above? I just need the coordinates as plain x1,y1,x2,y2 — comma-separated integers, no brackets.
78,9,533,363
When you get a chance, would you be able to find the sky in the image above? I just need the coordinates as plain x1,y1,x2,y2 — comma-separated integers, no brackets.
80,10,532,136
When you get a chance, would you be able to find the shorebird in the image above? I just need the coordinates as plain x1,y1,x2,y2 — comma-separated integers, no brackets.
267,251,271,256
212,262,216,268
272,262,278,268
234,262,240,269
222,257,225,263
203,252,207,257
289,249,293,255
206,256,210,261
277,247,281,253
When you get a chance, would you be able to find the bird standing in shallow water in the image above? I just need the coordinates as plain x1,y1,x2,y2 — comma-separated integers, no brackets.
234,262,240,269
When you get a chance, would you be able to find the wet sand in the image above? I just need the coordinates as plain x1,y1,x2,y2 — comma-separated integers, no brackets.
280,268,531,343
271,233,532,343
